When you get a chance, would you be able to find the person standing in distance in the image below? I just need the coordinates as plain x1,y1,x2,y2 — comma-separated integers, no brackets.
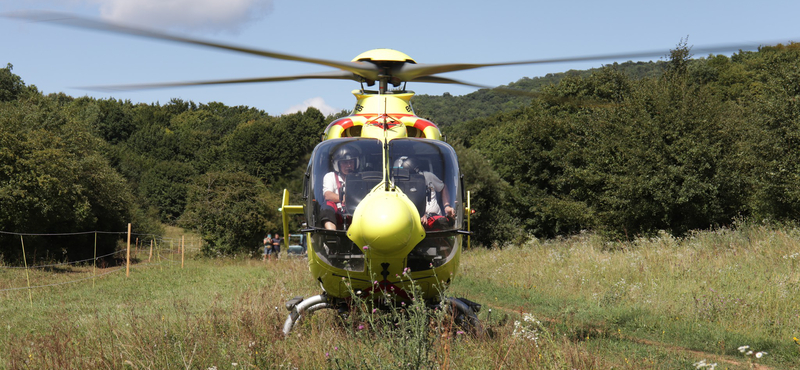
262,233,272,262
271,233,283,259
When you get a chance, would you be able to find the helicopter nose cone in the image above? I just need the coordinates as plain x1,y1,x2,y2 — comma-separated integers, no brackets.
348,190,425,256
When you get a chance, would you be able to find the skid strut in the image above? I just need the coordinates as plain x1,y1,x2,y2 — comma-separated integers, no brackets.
282,294,333,335
282,294,484,337
446,297,485,337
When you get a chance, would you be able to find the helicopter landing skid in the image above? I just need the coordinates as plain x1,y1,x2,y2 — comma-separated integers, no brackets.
442,297,485,338
282,294,333,336
282,294,485,337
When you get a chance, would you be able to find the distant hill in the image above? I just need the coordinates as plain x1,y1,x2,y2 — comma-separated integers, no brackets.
411,60,667,128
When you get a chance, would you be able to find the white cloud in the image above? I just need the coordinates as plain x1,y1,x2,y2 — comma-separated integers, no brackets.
91,0,273,33
283,97,339,116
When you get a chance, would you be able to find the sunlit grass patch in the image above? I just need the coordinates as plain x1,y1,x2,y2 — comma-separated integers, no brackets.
453,221,800,368
2,223,799,369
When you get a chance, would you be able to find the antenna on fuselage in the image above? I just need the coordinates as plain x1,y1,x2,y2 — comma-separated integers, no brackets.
383,96,391,192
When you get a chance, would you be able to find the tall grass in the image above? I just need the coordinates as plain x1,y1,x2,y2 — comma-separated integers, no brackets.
1,221,798,369
454,220,800,369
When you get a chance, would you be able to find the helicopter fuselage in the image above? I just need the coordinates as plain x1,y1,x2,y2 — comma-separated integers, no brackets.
281,89,467,303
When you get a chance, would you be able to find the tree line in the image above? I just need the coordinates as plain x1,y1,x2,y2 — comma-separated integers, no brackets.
0,63,326,263
447,42,800,243
1,42,799,261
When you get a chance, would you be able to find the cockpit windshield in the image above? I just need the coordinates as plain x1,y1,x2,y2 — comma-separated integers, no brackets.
304,137,462,272
306,138,384,230
389,139,462,231
305,138,462,231
389,139,463,271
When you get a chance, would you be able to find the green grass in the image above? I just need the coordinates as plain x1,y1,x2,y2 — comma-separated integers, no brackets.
1,222,798,369
454,222,800,369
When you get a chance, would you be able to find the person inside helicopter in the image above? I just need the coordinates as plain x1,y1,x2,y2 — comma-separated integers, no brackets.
392,155,455,230
321,144,360,230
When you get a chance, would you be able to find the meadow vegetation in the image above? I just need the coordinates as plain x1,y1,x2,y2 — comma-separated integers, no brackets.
3,39,800,369
2,222,798,369
4,43,800,260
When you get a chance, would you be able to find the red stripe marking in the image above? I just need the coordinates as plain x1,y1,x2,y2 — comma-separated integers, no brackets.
413,118,437,131
327,117,354,131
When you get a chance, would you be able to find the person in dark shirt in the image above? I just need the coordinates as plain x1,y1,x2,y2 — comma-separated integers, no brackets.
271,233,283,259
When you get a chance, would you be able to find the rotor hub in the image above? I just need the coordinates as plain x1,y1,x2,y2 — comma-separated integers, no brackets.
351,49,416,64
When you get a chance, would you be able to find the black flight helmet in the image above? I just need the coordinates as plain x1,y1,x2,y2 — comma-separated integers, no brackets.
333,144,360,172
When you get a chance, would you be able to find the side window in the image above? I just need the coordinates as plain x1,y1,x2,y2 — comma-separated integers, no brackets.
389,139,462,231
307,138,382,273
308,138,382,230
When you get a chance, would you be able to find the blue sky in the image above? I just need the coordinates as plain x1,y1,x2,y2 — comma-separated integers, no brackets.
3,0,799,116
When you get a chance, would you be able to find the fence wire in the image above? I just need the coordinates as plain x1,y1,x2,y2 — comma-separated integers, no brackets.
0,250,122,269
1,228,198,293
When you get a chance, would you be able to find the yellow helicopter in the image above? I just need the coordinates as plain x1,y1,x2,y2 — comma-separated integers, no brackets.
6,10,776,335
278,48,477,335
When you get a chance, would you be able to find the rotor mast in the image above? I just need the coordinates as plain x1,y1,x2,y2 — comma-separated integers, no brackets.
352,49,416,94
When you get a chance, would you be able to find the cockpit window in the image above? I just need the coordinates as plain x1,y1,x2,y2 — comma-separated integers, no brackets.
307,138,383,230
389,139,462,231
304,137,462,272
306,138,382,271
390,138,463,271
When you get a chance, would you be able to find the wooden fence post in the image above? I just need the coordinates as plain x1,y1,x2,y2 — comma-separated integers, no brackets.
20,236,32,308
93,232,97,288
181,235,185,269
149,239,153,262
126,223,131,278
157,239,162,272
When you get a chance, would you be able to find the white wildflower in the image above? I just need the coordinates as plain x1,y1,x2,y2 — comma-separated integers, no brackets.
693,359,717,370
738,345,767,360
694,359,707,368
512,313,542,346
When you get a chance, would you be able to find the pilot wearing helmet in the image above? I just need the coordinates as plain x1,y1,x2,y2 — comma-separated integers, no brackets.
392,156,455,229
321,144,360,230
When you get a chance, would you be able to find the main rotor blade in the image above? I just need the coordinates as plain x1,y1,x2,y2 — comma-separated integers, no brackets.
393,40,792,81
4,10,381,80
80,71,359,91
409,76,491,89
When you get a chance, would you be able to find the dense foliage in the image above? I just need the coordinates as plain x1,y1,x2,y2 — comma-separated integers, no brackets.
2,42,799,260
449,43,800,241
0,64,324,263
412,60,666,128
0,66,150,261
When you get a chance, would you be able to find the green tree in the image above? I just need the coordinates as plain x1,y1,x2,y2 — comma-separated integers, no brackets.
740,43,800,220
225,108,325,181
0,64,27,102
469,104,596,237
453,142,523,246
0,91,139,262
180,171,278,256
138,160,195,223
587,78,746,236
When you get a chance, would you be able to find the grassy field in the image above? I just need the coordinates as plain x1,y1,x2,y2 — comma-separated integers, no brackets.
1,222,799,369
